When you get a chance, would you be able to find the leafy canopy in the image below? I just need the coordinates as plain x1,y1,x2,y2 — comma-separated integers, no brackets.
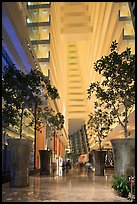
87,40,135,138
87,101,113,150
2,65,64,138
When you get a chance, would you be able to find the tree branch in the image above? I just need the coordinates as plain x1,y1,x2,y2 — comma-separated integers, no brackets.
112,104,124,128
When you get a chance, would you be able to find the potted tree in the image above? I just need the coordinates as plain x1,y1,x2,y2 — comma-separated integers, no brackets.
2,65,63,186
25,68,60,170
39,109,64,175
87,40,135,178
87,101,113,176
25,68,64,175
2,65,33,187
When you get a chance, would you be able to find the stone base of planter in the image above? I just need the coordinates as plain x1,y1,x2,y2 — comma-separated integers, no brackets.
94,150,106,176
39,150,52,175
7,138,32,187
110,138,135,178
115,190,129,198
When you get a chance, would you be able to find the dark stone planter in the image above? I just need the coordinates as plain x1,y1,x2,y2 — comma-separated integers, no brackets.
116,190,129,198
39,150,52,175
94,150,106,176
7,138,32,187
110,138,135,178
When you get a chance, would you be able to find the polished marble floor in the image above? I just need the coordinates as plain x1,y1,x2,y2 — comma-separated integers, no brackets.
2,168,130,202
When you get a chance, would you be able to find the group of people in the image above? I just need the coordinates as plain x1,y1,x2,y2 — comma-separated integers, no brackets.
62,159,71,172
77,161,93,174
51,159,93,176
51,159,72,176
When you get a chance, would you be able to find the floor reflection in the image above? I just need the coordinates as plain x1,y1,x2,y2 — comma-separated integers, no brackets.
2,168,130,202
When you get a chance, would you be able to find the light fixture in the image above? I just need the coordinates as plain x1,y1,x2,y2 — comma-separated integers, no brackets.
122,3,127,8
34,10,37,15
42,63,47,67
27,18,31,23
33,28,37,32
43,10,47,14
42,45,47,49
43,27,47,32
129,40,135,44
33,45,37,50
126,22,131,26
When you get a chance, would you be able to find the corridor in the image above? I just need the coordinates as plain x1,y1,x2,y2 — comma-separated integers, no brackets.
2,168,130,202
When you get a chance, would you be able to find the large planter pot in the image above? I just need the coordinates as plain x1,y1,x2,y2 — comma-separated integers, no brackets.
116,190,129,198
7,138,33,187
110,138,135,178
94,150,106,176
39,150,52,175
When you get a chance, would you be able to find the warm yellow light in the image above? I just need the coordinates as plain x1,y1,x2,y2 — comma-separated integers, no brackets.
27,18,31,23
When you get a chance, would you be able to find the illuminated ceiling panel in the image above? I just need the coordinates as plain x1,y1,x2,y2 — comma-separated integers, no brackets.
21,2,135,137
59,2,135,136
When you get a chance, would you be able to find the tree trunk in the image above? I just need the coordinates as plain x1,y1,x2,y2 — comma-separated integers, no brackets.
19,107,24,139
94,150,106,176
34,104,37,169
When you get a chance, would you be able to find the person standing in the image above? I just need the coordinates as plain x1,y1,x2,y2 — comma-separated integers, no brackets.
85,162,91,174
66,160,71,173
51,161,57,176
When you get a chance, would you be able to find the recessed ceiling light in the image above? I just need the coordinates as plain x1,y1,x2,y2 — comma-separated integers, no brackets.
126,22,131,26
42,45,47,49
43,10,47,14
42,63,47,67
122,3,127,8
129,40,135,44
33,46,37,49
27,18,31,23
33,28,37,32
43,27,47,32
34,10,37,15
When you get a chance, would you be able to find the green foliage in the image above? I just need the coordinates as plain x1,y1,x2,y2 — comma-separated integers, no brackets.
46,112,64,130
32,107,64,133
25,68,61,133
111,174,131,198
26,68,60,102
2,65,31,136
2,65,64,138
87,40,135,138
87,101,113,150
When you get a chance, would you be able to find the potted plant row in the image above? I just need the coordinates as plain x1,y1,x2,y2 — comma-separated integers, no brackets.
2,65,64,187
39,109,64,175
87,101,113,176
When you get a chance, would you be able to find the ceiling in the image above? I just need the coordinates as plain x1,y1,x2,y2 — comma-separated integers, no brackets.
60,2,96,135
5,2,134,138
57,2,135,136
2,2,135,151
